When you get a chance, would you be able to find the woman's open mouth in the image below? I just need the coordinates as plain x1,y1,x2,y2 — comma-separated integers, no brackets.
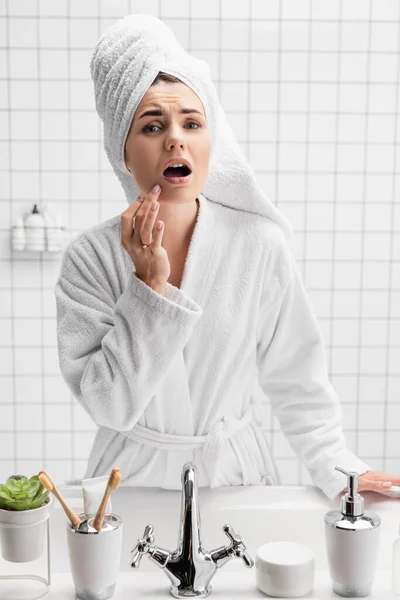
162,163,192,184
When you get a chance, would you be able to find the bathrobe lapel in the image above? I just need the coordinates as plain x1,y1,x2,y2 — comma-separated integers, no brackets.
139,193,217,437
179,192,217,302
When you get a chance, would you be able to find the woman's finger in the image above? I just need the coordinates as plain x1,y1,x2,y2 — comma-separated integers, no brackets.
357,470,398,493
133,185,161,247
368,472,400,486
358,479,392,493
120,198,144,247
140,200,159,246
151,220,164,250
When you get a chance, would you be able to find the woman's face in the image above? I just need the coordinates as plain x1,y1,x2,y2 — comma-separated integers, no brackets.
124,80,211,203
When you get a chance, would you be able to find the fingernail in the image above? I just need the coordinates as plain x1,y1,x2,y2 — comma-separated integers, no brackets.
151,201,158,210
383,481,392,487
152,184,160,193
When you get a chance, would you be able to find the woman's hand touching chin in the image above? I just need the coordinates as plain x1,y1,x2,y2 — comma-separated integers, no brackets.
341,470,400,495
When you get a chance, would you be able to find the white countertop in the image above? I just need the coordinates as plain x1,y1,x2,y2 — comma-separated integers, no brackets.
1,569,397,600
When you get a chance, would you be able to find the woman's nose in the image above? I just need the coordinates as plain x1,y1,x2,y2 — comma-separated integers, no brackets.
168,141,185,150
165,125,186,149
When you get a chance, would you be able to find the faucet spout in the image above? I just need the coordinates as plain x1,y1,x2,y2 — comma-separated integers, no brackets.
177,462,202,560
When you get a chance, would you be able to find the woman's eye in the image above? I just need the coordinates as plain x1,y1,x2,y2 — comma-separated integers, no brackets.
142,124,160,133
142,122,200,133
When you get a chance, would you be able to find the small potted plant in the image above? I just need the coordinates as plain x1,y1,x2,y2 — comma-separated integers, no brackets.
0,474,52,562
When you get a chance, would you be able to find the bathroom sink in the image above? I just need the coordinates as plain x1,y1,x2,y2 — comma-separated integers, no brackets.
27,484,399,598
51,484,399,571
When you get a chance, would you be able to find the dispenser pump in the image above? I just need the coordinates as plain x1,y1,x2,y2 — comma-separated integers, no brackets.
336,466,364,518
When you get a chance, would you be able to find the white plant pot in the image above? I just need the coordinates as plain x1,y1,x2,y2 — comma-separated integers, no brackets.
0,496,52,563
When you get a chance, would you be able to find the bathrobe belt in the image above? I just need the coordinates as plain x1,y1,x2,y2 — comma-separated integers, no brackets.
123,401,262,487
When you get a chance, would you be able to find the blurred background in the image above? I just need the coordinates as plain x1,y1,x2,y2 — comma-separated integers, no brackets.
0,0,399,486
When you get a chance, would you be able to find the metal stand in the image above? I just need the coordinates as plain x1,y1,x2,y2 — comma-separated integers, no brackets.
0,515,51,600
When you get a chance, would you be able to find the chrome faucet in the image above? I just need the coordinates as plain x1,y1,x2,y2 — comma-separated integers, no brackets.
130,462,254,598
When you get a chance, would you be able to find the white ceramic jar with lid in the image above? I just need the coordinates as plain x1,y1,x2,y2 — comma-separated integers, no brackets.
255,540,315,597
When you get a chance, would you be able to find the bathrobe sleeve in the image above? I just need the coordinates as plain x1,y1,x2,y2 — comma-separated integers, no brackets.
256,232,371,502
55,234,202,432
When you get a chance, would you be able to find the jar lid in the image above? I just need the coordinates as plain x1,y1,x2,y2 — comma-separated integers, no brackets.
256,541,314,574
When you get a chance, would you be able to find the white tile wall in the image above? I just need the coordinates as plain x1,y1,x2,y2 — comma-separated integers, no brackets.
0,0,399,488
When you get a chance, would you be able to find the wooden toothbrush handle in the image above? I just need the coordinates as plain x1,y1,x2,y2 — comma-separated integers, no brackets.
39,471,81,529
52,488,82,529
92,468,121,532
92,492,110,531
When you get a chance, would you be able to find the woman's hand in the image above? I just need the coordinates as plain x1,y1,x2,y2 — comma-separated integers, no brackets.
341,470,400,495
120,184,171,293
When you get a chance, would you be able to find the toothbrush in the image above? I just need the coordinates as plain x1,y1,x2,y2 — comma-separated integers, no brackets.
92,468,121,532
38,470,82,530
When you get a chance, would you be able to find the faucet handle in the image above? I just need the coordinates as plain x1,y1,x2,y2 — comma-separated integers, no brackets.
130,524,155,569
223,524,254,568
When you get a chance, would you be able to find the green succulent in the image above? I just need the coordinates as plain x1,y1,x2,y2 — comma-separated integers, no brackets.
0,475,50,511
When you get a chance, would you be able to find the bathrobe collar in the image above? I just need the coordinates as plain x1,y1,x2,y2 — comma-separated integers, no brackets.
178,192,216,302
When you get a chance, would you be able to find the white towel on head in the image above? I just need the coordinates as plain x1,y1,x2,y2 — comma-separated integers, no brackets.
89,12,294,244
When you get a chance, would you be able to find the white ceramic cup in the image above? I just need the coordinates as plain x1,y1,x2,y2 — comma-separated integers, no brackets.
66,513,122,600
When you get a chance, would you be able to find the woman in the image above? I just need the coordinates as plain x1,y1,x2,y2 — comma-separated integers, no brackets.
55,14,398,500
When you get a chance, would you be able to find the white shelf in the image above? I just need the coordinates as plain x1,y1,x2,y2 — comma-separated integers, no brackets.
11,226,68,253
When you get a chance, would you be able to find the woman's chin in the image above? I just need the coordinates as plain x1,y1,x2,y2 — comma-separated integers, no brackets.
157,187,200,203
158,183,195,194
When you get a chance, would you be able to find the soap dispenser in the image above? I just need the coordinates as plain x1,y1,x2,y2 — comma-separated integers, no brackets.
324,467,381,598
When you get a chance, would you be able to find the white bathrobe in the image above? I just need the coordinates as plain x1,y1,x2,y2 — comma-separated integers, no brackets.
55,193,371,501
